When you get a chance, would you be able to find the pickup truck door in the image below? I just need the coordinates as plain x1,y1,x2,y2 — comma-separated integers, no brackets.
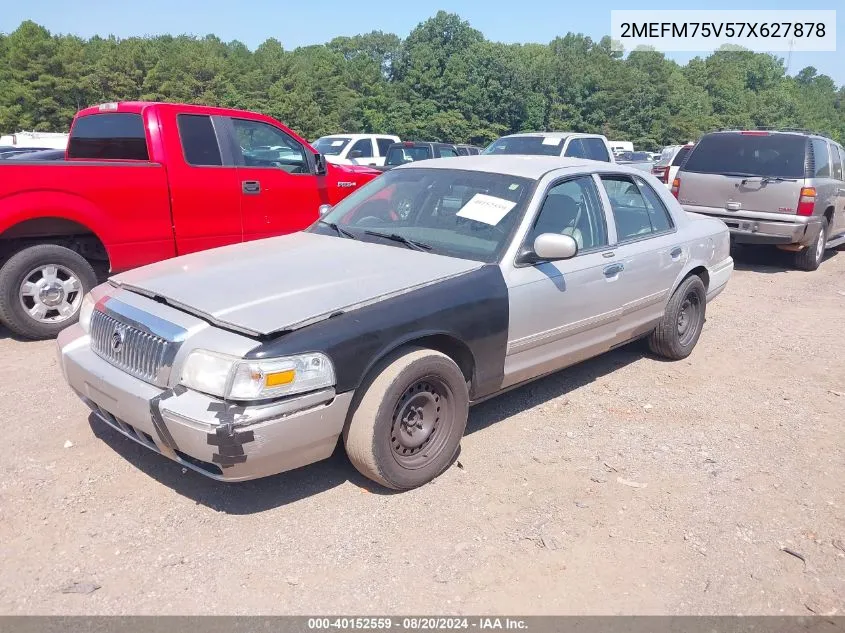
502,174,621,388
596,173,686,344
166,113,243,255
227,117,323,241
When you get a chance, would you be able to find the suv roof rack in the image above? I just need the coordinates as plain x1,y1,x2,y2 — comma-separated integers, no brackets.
714,126,824,136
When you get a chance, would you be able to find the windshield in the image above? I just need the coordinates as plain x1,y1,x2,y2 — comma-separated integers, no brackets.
312,137,351,155
482,136,564,157
683,133,806,179
310,168,535,263
385,146,432,166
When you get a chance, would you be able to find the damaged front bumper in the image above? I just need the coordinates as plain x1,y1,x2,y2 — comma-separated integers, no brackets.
57,324,353,482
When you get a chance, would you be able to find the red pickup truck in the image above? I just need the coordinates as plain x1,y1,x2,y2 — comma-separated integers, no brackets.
0,102,379,339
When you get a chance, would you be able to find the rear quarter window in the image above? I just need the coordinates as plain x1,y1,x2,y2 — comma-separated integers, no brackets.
811,139,831,178
68,113,149,160
672,146,692,166
682,133,805,179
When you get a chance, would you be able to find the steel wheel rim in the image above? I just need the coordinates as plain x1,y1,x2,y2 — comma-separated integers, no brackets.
18,264,82,324
677,291,701,347
390,375,454,470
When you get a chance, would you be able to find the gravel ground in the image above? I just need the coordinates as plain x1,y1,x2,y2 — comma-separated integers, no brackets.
1,246,843,615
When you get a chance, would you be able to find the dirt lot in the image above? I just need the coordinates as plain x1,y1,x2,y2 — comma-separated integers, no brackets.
0,247,843,615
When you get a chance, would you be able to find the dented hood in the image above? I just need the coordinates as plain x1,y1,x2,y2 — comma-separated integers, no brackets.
111,232,481,336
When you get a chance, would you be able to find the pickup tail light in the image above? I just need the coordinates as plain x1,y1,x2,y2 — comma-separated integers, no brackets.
670,177,680,198
796,187,816,216
652,166,670,183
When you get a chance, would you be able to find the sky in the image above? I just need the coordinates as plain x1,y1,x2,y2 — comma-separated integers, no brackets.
2,0,843,86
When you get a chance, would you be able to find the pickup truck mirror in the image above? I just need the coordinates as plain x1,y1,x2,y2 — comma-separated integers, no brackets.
531,233,578,262
348,150,363,159
314,153,327,176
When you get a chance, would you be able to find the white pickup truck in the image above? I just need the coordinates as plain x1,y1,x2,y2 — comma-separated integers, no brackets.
312,134,401,167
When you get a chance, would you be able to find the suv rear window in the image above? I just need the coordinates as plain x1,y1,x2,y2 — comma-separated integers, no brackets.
682,133,805,179
672,146,692,166
68,113,149,160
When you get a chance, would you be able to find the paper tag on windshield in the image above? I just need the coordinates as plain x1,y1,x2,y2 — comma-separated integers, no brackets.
541,137,562,146
331,140,344,146
456,194,517,226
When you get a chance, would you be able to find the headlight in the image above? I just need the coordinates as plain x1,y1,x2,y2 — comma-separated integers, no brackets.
78,293,96,332
179,350,335,401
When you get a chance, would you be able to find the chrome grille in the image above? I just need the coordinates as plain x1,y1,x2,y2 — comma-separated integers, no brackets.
90,309,173,386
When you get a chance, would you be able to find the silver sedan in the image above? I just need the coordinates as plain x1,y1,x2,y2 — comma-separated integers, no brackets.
58,156,733,490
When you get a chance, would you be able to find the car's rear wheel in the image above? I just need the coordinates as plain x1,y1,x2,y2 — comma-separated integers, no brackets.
794,218,827,271
648,275,707,360
343,347,469,490
0,244,97,339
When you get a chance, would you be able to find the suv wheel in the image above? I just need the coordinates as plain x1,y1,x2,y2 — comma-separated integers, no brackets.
794,218,827,272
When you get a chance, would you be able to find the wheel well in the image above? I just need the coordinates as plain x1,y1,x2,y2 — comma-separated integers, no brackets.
684,265,709,290
402,334,476,386
0,218,109,267
824,206,834,225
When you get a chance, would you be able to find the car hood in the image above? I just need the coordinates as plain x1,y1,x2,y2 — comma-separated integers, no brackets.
111,232,482,337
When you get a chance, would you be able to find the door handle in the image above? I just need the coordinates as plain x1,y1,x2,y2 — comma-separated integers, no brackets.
242,180,261,195
601,251,616,258
603,263,624,278
670,247,683,260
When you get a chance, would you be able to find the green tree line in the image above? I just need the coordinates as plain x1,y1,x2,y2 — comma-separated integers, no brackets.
1,12,843,149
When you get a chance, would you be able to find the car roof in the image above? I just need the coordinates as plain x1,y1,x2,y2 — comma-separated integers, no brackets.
392,154,632,179
500,131,605,140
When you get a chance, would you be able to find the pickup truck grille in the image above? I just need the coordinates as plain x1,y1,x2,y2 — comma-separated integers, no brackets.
90,310,173,387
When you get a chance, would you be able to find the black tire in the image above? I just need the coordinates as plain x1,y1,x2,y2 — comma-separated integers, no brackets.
793,217,827,271
343,347,469,490
0,244,97,340
648,275,707,361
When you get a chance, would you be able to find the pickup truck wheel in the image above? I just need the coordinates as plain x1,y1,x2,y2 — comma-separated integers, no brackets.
343,347,469,490
793,218,827,271
0,245,97,340
648,275,707,361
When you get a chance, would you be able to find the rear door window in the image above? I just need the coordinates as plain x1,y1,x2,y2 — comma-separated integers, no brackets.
68,113,149,160
831,145,843,180
177,114,222,166
386,146,432,165
349,138,373,158
583,138,610,162
438,147,458,158
811,139,831,178
682,133,805,179
564,139,587,158
600,174,673,241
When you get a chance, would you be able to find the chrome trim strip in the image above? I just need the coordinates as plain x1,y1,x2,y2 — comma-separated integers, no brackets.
507,307,623,355
621,289,668,316
100,297,188,342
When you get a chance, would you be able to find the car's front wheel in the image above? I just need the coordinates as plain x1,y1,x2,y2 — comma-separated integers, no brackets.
648,275,707,360
344,347,469,490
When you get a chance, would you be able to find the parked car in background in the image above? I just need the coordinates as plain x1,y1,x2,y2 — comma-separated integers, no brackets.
58,155,732,490
7,149,65,161
608,141,634,156
376,141,460,171
616,151,654,172
653,143,694,186
456,144,482,156
483,132,614,163
0,101,379,339
0,131,68,150
312,134,400,167
674,130,845,271
0,146,51,159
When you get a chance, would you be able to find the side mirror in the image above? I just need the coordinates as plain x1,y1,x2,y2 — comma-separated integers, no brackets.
532,233,578,261
348,150,363,159
314,153,327,176
318,204,332,217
